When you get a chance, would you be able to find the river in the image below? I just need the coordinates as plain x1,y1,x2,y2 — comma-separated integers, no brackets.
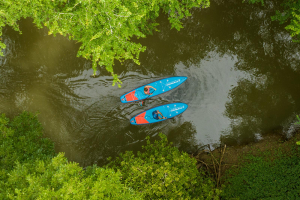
1,0,300,166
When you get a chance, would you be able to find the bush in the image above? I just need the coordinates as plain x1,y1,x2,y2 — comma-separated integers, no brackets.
108,133,221,200
0,112,55,168
0,112,141,199
5,153,141,199
0,112,55,198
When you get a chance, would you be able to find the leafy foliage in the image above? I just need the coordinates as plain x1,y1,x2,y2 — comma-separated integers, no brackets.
5,153,141,199
0,112,55,192
272,0,300,42
221,146,300,199
244,0,264,6
0,112,55,165
1,113,220,199
108,133,221,200
0,0,209,86
0,112,141,199
246,0,300,42
244,0,300,42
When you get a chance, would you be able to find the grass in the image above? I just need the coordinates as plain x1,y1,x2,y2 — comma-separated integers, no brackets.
221,142,300,199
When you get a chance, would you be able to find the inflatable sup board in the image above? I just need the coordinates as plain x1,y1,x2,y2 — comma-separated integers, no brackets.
120,76,187,103
130,103,188,125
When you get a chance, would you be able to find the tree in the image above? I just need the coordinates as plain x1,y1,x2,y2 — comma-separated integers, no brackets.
0,0,210,86
0,112,141,199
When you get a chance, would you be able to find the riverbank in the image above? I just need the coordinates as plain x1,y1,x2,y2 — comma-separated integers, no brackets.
191,128,300,198
193,128,300,186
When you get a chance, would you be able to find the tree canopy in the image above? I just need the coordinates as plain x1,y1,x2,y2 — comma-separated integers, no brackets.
0,112,219,199
108,134,220,199
0,112,142,199
0,0,209,86
1,0,300,86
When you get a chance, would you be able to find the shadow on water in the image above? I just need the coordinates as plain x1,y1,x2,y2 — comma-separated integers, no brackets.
1,0,300,166
215,0,300,145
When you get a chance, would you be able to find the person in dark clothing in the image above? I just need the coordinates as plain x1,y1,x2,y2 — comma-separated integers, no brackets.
152,110,166,120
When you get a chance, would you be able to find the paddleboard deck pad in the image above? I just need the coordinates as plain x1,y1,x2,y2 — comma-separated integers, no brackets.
120,76,187,103
130,103,188,125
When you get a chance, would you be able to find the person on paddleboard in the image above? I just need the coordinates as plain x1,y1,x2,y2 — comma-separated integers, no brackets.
152,110,166,120
144,86,156,95
140,86,156,106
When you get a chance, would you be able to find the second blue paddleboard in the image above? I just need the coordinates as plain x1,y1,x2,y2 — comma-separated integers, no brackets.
130,103,188,125
120,76,187,103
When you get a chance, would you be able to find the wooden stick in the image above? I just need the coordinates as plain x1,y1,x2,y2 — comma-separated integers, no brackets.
208,145,218,181
217,145,226,187
198,160,210,171
209,146,220,166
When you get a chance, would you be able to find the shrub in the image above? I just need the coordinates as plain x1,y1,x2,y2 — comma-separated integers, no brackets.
0,112,55,198
108,133,221,200
6,153,141,199
0,112,141,199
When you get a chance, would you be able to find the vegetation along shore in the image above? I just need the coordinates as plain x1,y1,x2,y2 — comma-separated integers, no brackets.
1,112,300,199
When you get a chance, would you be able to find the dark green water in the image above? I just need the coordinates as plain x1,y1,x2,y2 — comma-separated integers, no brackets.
1,0,300,166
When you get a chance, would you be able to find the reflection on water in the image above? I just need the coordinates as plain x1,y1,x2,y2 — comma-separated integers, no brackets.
0,0,300,166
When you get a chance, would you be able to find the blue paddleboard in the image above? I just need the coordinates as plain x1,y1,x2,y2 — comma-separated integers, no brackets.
130,103,188,125
120,76,187,103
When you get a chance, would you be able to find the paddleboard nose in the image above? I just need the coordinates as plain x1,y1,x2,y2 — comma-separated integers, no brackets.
181,76,188,82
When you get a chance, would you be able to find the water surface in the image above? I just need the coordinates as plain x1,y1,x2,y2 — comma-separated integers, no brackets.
1,0,300,166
